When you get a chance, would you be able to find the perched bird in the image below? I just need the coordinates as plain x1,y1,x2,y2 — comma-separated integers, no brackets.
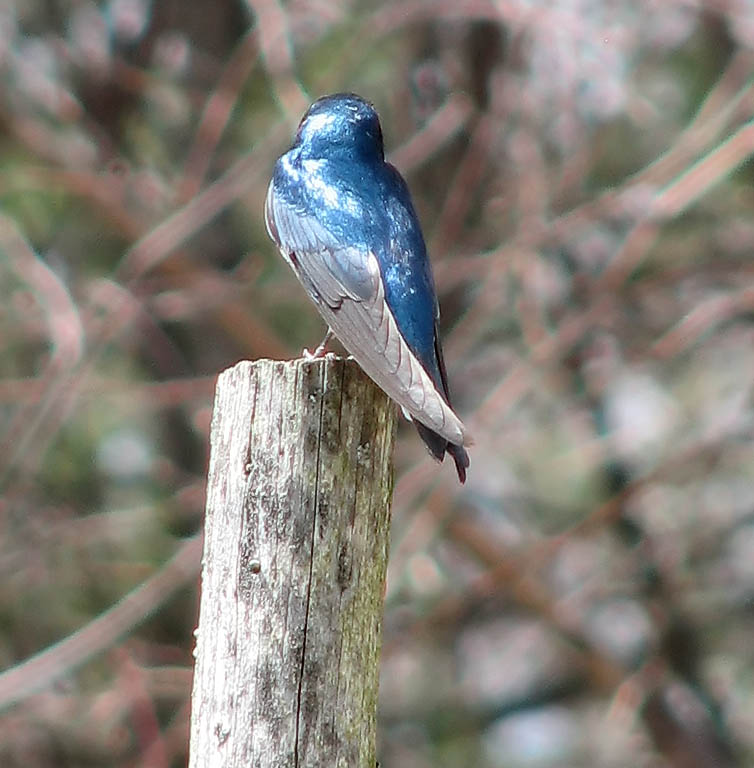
265,93,470,482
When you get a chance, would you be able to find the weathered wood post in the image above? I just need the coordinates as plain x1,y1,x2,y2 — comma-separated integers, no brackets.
189,357,396,768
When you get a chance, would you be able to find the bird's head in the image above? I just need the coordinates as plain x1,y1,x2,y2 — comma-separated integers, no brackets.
294,93,384,162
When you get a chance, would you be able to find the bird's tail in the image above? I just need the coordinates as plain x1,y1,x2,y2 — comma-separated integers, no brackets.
413,420,469,484
447,442,470,484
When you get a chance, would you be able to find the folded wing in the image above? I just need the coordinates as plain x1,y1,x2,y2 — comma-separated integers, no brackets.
265,183,469,447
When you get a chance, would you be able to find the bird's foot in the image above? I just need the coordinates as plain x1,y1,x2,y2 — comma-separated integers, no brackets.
303,329,334,359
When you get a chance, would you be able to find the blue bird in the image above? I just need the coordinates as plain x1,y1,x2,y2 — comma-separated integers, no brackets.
265,93,470,482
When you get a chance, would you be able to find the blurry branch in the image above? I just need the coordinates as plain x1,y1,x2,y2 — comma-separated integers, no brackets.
527,429,752,571
8,169,290,358
389,92,475,173
510,124,553,350
471,297,611,429
430,113,498,259
436,126,741,453
484,50,754,257
634,50,754,191
514,249,551,350
389,477,458,591
0,131,288,484
160,699,193,767
242,0,309,125
390,429,752,759
430,513,625,690
437,66,754,464
598,219,660,291
0,278,143,485
652,119,754,219
4,114,87,169
6,107,285,285
0,214,85,483
29,167,144,235
88,278,192,367
600,116,754,289
380,676,584,735
0,362,86,487
316,1,502,89
178,29,260,202
0,213,84,368
116,651,170,768
437,515,738,768
117,134,285,281
0,536,201,713
652,285,754,359
368,0,506,37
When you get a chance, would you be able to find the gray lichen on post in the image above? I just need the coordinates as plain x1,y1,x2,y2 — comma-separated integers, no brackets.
189,357,396,768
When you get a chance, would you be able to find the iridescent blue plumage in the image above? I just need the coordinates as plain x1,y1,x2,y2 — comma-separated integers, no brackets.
265,93,470,482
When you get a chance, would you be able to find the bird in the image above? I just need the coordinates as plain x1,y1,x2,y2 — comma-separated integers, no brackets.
264,93,470,483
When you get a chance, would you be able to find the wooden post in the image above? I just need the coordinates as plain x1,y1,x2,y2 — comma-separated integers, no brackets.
188,357,396,768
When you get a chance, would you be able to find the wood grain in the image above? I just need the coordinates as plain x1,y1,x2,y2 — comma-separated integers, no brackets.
189,357,396,768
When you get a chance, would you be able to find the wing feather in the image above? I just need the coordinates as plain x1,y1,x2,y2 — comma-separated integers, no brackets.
266,182,469,446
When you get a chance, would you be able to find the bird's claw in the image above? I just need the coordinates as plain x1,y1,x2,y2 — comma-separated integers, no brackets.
302,345,328,360
303,329,334,359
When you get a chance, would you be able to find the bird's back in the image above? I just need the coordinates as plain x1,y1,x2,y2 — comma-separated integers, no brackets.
273,150,445,395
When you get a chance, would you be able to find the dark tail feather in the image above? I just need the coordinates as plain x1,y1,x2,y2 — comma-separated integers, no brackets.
413,421,469,484
447,442,469,484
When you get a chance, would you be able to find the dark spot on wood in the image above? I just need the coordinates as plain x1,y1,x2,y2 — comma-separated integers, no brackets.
275,409,284,444
214,722,230,746
238,496,263,599
305,425,319,454
303,660,321,721
337,543,353,590
360,409,377,447
257,662,285,742
317,495,330,535
320,414,342,455
291,501,313,549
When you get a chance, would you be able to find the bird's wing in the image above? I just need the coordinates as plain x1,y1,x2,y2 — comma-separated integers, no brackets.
266,183,469,446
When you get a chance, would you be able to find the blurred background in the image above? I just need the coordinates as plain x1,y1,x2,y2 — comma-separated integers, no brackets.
1,0,754,766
